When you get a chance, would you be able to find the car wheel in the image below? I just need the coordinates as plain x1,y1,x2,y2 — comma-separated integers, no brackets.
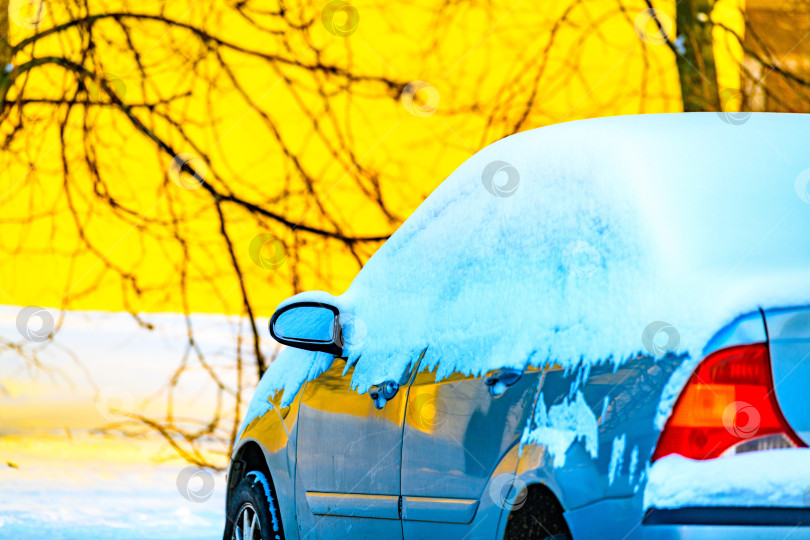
502,485,571,540
224,471,284,540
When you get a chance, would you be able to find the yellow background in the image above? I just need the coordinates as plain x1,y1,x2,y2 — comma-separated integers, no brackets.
0,0,746,317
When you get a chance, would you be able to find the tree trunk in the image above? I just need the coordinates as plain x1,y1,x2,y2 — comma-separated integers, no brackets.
0,1,11,69
675,0,721,111
0,1,12,112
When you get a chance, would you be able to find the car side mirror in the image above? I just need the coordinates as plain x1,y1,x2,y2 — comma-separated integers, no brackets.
269,302,343,356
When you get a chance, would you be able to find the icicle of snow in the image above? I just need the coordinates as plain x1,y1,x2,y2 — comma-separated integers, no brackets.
608,434,626,486
599,395,609,424
628,445,639,484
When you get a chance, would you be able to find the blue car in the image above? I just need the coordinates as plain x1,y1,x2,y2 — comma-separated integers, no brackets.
224,113,810,540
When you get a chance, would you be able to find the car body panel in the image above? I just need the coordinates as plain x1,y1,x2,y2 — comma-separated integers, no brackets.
764,305,810,444
408,442,523,540
400,360,542,538
232,309,799,539
514,353,680,512
564,496,642,539
636,525,810,539
293,356,415,539
517,312,776,534
305,492,400,518
565,496,810,539
702,311,768,357
400,496,479,523
234,388,303,540
529,353,683,509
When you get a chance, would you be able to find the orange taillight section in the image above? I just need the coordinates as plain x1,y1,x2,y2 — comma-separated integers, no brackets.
669,384,736,428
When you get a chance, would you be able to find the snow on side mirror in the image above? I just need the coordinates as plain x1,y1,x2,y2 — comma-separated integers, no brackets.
269,302,343,356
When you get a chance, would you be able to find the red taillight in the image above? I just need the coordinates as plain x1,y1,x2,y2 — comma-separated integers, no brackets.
652,343,805,461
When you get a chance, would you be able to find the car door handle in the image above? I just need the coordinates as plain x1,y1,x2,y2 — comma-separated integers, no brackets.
485,368,522,397
369,381,399,409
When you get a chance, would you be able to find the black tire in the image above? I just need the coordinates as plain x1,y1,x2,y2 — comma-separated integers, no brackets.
503,485,572,540
223,471,284,540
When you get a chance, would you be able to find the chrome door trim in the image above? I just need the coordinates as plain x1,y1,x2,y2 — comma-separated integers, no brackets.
401,496,479,523
305,492,400,519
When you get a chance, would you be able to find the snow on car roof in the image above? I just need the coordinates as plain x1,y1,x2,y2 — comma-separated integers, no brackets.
260,112,810,408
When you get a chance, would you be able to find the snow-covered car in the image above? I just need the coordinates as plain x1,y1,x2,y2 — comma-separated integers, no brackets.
224,113,810,540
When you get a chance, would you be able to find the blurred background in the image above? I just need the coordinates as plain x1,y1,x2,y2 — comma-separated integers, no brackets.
1,0,809,537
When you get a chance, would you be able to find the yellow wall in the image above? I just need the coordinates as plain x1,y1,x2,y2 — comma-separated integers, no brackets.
1,0,746,316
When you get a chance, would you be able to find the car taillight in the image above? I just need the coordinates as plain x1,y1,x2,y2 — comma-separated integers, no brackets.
652,343,805,461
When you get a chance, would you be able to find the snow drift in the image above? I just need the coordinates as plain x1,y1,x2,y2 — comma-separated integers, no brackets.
645,451,810,509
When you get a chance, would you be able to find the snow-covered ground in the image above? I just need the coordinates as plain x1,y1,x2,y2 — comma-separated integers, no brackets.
0,306,264,539
0,435,226,539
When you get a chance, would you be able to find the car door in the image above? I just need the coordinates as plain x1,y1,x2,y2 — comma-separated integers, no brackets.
400,353,543,539
294,355,415,539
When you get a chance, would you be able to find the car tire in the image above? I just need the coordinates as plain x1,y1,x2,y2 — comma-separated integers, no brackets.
224,471,284,540
502,485,571,540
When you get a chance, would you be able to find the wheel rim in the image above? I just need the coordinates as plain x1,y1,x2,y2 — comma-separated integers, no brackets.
232,502,262,540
